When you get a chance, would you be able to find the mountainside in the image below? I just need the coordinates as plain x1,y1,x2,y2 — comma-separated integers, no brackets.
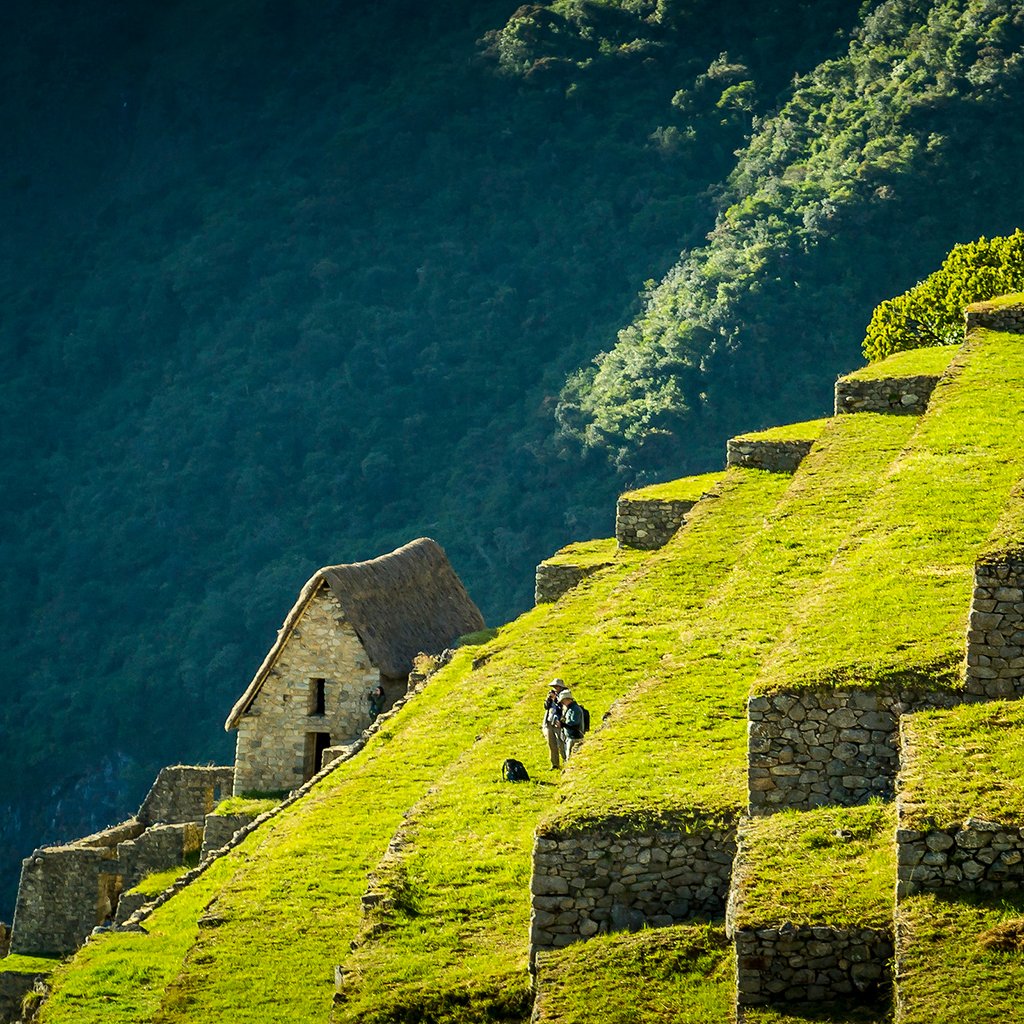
2,0,1024,928
5,301,1024,1021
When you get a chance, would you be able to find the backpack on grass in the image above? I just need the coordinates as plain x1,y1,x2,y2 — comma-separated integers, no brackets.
501,758,530,782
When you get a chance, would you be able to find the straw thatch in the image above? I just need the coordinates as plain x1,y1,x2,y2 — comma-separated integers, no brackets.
225,538,484,730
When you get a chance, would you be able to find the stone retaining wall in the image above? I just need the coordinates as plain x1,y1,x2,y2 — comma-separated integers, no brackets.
834,375,940,415
747,689,959,814
615,497,695,549
896,815,1024,898
965,304,1024,333
200,812,258,859
733,924,892,1006
965,556,1024,699
0,971,45,1024
726,438,814,473
139,765,234,826
529,826,736,959
535,560,612,605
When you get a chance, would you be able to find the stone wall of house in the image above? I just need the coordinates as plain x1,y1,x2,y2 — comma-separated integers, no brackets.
232,585,384,794
833,375,940,415
896,816,1024,898
535,560,612,605
529,827,735,958
747,689,959,814
615,497,695,550
726,438,814,473
733,924,892,1006
138,765,234,826
964,556,1024,699
965,304,1024,333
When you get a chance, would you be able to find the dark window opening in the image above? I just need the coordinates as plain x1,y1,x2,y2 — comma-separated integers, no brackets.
309,678,326,716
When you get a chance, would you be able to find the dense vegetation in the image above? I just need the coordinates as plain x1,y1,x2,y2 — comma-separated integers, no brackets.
1,0,1022,920
560,0,1024,471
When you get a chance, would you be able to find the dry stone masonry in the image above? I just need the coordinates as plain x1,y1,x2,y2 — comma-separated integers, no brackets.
534,558,612,604
965,554,1024,699
965,303,1024,333
896,816,1024,898
529,826,736,960
9,766,229,956
232,586,383,794
746,689,960,814
733,924,892,1007
726,437,813,473
615,496,695,549
833,375,940,415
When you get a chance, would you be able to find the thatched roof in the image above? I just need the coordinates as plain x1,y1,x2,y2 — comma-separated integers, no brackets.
225,538,484,730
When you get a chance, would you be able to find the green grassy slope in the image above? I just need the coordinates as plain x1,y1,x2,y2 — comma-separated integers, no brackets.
755,329,1024,696
551,411,921,833
332,467,793,1022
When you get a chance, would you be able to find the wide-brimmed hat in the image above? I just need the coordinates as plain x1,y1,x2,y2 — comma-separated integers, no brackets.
549,678,565,689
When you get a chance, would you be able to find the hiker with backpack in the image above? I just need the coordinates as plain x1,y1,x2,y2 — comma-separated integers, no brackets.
541,678,567,769
558,689,587,761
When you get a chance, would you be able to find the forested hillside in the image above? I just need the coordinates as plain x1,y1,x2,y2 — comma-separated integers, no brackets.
0,0,1021,917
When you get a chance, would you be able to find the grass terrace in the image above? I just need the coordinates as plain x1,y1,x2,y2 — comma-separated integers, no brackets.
620,470,724,503
332,466,795,1022
899,701,1024,830
731,803,895,931
897,891,1024,1024
531,925,733,1023
208,796,279,817
840,344,959,382
742,1006,891,1024
0,954,59,975
980,478,1024,560
967,291,1024,311
731,417,830,444
547,411,921,834
539,537,619,569
754,329,1024,696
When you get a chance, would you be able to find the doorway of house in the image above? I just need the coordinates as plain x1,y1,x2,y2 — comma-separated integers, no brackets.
304,731,332,781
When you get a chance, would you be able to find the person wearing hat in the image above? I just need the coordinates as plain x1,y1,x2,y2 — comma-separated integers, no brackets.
541,678,567,769
558,688,585,761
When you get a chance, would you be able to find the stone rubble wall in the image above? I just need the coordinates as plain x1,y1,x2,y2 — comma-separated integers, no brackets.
0,972,45,1024
10,842,122,956
233,586,383,794
965,305,1024,333
529,827,736,959
534,561,611,605
138,765,234,826
118,822,203,886
965,557,1024,699
726,438,814,473
833,375,940,415
615,497,695,550
896,815,1024,898
200,812,259,859
733,924,892,1006
748,689,960,814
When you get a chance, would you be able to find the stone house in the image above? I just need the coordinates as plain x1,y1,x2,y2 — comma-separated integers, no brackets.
225,538,484,795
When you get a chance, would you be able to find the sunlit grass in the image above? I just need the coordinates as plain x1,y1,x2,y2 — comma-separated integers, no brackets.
731,803,895,930
755,330,1024,695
